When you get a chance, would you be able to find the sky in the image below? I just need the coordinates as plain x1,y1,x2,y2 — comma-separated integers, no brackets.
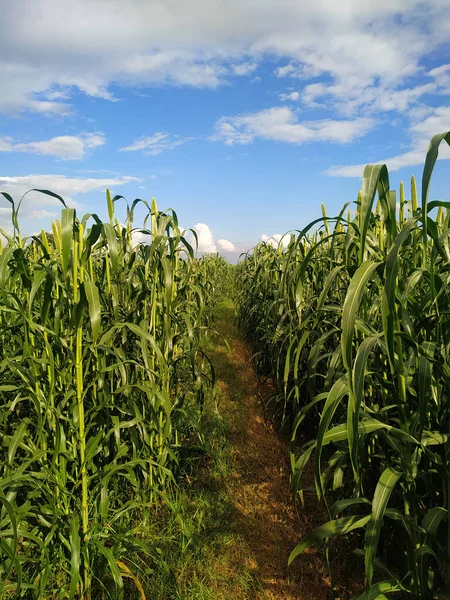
2,0,450,260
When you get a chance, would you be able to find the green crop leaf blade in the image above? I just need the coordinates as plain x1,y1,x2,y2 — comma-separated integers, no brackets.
353,579,407,600
342,260,381,373
7,422,27,468
315,376,347,504
0,494,19,582
61,208,75,276
421,131,450,257
30,189,67,207
92,540,124,599
364,467,402,587
102,223,119,274
349,334,381,479
84,279,101,343
360,164,391,262
69,514,81,600
418,341,435,436
381,219,417,373
106,188,114,222
289,515,370,565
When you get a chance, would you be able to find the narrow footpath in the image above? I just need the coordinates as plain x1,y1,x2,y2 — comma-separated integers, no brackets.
205,301,332,600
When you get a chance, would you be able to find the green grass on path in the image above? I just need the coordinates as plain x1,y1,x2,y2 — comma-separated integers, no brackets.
139,300,263,600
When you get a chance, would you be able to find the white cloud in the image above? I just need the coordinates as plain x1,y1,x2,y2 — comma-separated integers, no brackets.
232,62,258,76
213,107,375,146
0,133,105,160
326,105,450,177
44,89,71,101
120,132,189,155
217,238,236,252
193,223,217,253
274,63,299,78
131,229,151,246
0,137,13,152
1,1,450,115
325,150,426,178
302,83,330,106
260,233,290,249
128,226,236,254
298,58,450,119
26,208,59,220
325,164,369,178
301,79,437,116
279,91,300,102
0,174,138,221
188,223,237,254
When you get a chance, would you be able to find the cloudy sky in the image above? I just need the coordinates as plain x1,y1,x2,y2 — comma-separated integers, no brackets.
2,0,450,258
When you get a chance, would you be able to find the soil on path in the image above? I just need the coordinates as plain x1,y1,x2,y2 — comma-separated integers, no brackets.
207,302,332,600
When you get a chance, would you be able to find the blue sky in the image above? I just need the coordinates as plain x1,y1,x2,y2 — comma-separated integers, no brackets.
2,0,450,259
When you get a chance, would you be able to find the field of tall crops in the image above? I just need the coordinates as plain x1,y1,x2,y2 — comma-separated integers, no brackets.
237,133,450,599
2,131,450,600
0,192,225,598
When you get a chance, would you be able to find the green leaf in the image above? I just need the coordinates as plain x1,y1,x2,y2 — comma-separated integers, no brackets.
364,467,402,587
342,261,381,373
349,334,381,479
61,208,75,276
360,164,392,262
84,279,101,342
69,514,81,600
29,189,67,207
7,422,27,468
418,341,435,436
421,131,450,253
289,515,370,565
381,219,417,373
354,579,408,600
92,539,124,599
315,377,347,503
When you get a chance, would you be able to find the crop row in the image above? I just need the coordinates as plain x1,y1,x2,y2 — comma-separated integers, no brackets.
237,133,450,599
0,192,221,598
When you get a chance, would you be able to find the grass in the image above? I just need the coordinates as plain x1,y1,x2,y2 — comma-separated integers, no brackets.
139,299,263,600
145,299,331,600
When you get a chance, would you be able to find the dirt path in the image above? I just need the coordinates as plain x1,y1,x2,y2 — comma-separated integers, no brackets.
206,302,332,600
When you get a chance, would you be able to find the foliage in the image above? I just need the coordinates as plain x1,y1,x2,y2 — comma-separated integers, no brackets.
0,191,220,598
237,133,450,598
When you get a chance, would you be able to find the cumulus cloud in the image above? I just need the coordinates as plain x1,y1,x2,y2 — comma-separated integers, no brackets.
217,238,236,252
1,0,449,116
192,223,217,253
213,107,375,146
126,224,236,255
260,233,291,249
131,229,151,246
120,132,189,155
326,105,450,177
189,223,236,254
0,133,105,160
